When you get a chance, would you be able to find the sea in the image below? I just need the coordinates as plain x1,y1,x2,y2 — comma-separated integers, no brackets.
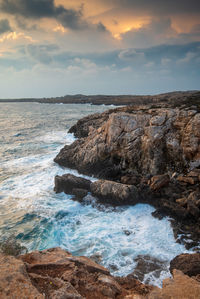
0,102,190,287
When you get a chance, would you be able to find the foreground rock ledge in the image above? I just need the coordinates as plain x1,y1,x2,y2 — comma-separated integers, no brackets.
1,248,200,299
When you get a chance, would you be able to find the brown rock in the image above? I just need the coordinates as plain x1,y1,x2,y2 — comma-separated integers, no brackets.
0,253,44,299
55,107,200,179
72,188,88,200
131,255,168,283
98,274,122,294
176,197,187,207
170,253,200,277
177,176,198,185
90,179,138,205
54,174,91,194
187,200,199,219
149,270,200,299
188,169,200,177
149,174,170,191
0,247,157,299
121,175,140,185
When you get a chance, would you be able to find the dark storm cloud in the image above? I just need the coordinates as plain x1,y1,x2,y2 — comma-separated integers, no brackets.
0,0,86,29
96,22,108,32
112,0,200,14
0,19,12,34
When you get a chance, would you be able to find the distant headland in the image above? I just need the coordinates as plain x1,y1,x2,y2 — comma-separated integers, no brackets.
0,90,199,106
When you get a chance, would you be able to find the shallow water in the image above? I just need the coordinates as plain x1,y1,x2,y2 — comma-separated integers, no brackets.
0,102,190,287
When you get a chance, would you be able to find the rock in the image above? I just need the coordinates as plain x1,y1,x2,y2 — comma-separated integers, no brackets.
66,256,110,275
98,274,122,294
121,175,140,185
176,197,187,207
188,168,200,178
54,103,200,255
170,253,200,277
187,200,199,219
90,180,139,205
0,253,44,299
72,188,88,200
131,255,168,283
177,176,198,185
149,270,200,299
55,107,200,178
149,174,170,191
54,174,91,194
49,283,83,299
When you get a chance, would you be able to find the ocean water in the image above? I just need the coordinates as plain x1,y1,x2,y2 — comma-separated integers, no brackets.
0,102,189,287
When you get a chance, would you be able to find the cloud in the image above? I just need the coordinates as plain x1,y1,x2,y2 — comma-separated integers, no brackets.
109,0,200,15
0,0,87,30
0,19,12,34
121,18,176,48
0,31,35,43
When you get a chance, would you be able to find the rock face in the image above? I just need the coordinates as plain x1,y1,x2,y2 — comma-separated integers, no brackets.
170,253,200,277
149,269,200,299
90,180,139,205
54,105,200,243
54,107,200,178
54,174,91,195
0,248,154,298
0,253,43,299
1,248,200,298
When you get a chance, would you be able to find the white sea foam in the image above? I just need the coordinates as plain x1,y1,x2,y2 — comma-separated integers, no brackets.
0,104,194,287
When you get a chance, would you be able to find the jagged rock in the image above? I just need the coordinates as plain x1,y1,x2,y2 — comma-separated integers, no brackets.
90,180,139,205
19,248,154,298
54,105,200,242
149,270,200,299
176,197,187,207
72,188,88,200
177,175,198,185
54,107,200,178
170,253,200,277
130,255,168,283
0,253,44,299
187,200,199,219
121,175,141,185
149,174,170,191
54,174,91,194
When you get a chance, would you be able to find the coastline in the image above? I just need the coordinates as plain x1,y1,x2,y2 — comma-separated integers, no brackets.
0,93,200,298
0,90,199,106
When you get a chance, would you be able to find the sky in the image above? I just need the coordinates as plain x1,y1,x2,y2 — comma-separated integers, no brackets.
0,0,200,98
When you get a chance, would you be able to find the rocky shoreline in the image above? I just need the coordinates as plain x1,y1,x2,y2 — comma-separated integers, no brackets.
0,247,200,298
0,90,200,106
54,100,200,249
1,94,200,298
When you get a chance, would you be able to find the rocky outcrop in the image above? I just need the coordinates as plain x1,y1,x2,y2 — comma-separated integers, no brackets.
1,248,200,298
149,269,200,299
54,104,200,245
0,253,43,299
54,174,91,195
90,180,139,205
0,248,154,298
170,253,200,277
55,107,200,178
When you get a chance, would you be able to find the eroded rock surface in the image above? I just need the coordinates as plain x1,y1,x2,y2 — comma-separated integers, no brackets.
170,253,200,277
149,270,200,299
54,174,91,195
55,107,200,178
90,180,139,205
54,104,200,245
0,247,154,299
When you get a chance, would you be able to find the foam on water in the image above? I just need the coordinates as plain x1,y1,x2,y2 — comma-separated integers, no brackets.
0,103,193,287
